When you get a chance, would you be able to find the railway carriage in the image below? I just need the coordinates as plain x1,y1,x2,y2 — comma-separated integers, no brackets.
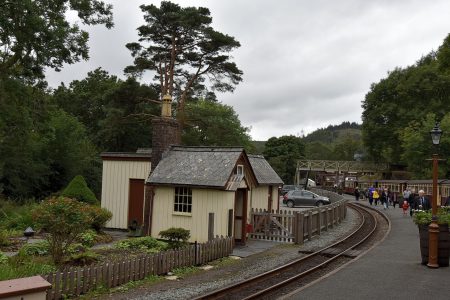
355,179,450,205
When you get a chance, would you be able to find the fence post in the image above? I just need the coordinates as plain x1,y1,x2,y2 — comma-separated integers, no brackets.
295,212,304,244
208,213,214,241
228,209,233,237
317,208,321,236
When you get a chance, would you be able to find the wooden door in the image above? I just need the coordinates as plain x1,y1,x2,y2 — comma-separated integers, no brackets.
234,189,248,244
128,179,145,226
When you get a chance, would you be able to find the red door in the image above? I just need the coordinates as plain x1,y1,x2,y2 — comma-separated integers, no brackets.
128,179,145,226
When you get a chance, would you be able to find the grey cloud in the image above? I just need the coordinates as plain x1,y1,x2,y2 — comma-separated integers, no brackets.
46,0,450,140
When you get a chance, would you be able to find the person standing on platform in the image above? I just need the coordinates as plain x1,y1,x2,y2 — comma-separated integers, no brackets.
403,188,411,207
381,188,389,210
368,186,374,205
373,188,380,205
354,187,360,201
414,190,431,211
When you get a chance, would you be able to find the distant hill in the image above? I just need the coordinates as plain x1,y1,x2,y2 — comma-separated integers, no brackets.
303,122,361,144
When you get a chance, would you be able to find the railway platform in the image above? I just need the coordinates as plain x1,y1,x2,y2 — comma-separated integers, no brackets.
286,201,450,300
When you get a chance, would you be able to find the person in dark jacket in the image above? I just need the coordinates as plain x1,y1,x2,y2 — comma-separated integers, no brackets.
414,189,431,211
354,187,360,201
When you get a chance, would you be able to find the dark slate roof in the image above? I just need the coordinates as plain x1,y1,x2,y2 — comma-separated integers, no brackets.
148,146,245,188
248,155,284,185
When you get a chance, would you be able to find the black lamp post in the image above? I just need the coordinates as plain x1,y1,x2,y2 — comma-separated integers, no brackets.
428,122,443,268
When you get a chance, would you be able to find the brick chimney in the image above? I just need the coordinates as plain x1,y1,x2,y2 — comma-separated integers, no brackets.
144,92,181,236
151,92,180,171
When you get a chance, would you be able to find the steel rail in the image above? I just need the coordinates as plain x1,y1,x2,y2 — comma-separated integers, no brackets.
196,203,380,300
242,203,377,299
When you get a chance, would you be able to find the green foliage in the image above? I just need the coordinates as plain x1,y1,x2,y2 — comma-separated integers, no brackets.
399,113,450,178
0,78,101,199
362,33,450,167
88,206,113,232
182,100,254,151
0,256,56,281
32,197,95,264
0,0,113,82
79,230,97,248
18,241,50,257
115,237,168,253
172,266,199,277
263,135,305,184
0,199,38,230
53,69,159,152
0,252,8,265
413,211,432,225
126,1,242,127
67,251,99,266
159,227,190,249
0,230,11,247
413,208,450,225
61,175,98,205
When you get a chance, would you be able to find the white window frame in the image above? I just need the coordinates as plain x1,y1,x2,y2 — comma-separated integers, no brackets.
174,187,192,213
237,164,244,175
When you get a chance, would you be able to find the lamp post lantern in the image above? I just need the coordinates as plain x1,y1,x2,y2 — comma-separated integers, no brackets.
428,122,442,268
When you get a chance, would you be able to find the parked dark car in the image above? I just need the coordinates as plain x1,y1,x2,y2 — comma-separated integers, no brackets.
280,185,302,195
282,190,330,207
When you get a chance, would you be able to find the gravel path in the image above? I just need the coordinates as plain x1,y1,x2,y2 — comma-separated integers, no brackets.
95,203,359,300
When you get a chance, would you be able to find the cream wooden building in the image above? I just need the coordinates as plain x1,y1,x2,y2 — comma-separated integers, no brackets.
145,146,283,244
100,150,151,229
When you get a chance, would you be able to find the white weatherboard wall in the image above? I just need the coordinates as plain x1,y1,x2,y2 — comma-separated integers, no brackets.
101,160,151,229
250,185,279,212
151,187,235,243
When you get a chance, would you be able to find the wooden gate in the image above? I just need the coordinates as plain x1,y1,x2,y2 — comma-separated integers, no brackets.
249,208,295,242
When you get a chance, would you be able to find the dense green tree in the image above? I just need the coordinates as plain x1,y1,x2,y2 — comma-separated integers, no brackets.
263,135,305,184
54,69,159,151
0,79,51,198
125,1,243,127
399,113,450,178
42,109,100,194
0,0,113,82
362,34,450,165
182,100,253,151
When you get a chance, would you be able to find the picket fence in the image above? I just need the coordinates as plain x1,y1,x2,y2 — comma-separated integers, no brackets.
43,236,233,300
250,189,347,243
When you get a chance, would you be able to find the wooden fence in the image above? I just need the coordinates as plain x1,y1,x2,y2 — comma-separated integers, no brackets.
43,236,233,300
250,189,347,243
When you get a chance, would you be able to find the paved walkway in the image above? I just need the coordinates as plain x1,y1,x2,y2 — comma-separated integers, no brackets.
232,239,281,257
287,200,450,300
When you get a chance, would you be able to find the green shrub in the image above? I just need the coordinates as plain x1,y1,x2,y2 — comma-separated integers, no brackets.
79,230,97,247
18,241,50,256
414,208,450,225
0,252,8,264
61,175,98,205
0,258,56,281
66,243,86,255
159,227,190,249
116,236,167,252
32,197,95,264
88,206,112,232
0,199,38,230
0,230,11,247
67,251,99,266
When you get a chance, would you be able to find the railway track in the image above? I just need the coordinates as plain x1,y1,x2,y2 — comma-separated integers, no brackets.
195,203,388,300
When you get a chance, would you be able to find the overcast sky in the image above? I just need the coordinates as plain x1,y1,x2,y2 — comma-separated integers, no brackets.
45,0,450,141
